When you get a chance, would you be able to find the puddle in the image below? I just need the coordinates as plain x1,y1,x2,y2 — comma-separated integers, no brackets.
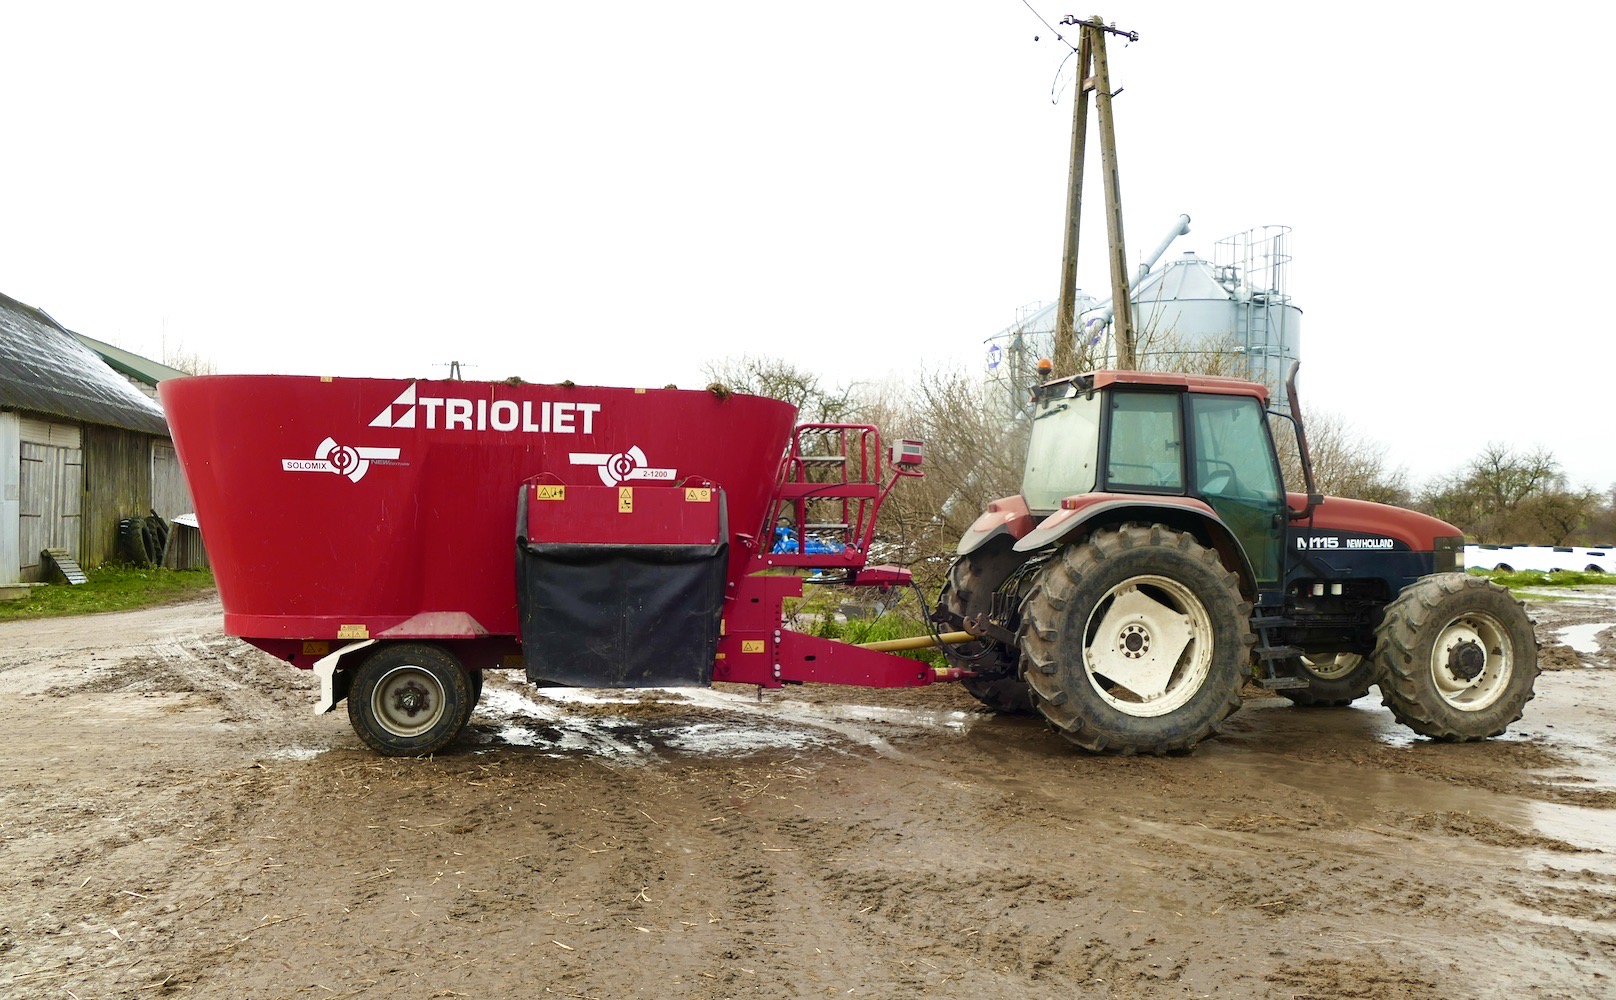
472,684,900,760
1556,622,1614,654
264,747,327,761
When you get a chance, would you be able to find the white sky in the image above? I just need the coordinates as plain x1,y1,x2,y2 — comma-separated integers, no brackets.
3,2,1612,490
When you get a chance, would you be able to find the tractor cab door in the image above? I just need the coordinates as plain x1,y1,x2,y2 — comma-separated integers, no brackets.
1186,393,1287,587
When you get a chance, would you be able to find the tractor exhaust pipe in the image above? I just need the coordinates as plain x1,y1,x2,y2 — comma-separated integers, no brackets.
1285,362,1323,521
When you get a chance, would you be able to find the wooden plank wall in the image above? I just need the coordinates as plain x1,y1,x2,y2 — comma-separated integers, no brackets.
82,425,153,568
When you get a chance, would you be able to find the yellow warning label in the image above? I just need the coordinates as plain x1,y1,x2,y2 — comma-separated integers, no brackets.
336,624,369,640
742,640,765,653
302,640,330,656
685,487,712,503
618,487,633,513
534,484,566,501
720,618,726,636
503,654,524,668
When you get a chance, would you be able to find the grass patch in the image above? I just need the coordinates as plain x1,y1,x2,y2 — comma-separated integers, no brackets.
0,566,215,621
1470,567,1614,592
796,608,945,666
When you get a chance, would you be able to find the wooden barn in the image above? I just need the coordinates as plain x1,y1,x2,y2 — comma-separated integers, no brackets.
0,291,202,584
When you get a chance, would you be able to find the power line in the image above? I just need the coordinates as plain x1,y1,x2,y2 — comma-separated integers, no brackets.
1018,0,1078,51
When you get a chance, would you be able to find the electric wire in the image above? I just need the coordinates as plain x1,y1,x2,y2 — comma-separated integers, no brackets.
1018,0,1078,51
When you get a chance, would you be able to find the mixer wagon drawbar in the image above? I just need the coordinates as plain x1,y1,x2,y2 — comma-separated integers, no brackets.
161,367,1539,757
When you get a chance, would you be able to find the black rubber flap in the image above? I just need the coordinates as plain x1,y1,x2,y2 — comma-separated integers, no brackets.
518,485,728,687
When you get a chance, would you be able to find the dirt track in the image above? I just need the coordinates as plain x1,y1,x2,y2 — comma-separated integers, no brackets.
2,592,1615,999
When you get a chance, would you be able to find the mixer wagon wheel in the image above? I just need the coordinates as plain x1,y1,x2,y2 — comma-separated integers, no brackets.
348,643,472,756
1019,524,1250,755
1372,574,1539,741
941,555,1035,715
1278,653,1375,707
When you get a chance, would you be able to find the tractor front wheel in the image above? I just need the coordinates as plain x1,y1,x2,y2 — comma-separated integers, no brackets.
348,643,472,756
1020,525,1251,755
1373,574,1538,741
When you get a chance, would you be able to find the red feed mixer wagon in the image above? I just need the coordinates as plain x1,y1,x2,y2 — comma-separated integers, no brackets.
160,375,941,755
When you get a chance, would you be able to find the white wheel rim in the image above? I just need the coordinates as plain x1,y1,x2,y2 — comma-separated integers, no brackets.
371,664,447,737
1429,612,1512,711
1301,652,1363,680
1083,574,1213,717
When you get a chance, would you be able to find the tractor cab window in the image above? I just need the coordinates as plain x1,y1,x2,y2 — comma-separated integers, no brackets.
1021,387,1102,511
1188,394,1284,503
1104,391,1183,492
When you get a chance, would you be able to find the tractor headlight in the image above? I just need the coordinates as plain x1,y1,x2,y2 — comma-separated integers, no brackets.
1433,535,1464,573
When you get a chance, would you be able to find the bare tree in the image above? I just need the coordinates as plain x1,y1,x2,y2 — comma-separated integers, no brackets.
857,370,1028,590
1415,443,1587,543
162,343,218,376
700,355,860,424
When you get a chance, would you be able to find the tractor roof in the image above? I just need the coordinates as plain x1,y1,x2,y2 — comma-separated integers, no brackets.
1049,369,1269,403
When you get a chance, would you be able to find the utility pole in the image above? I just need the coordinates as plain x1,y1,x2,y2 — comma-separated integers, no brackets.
1051,16,1139,376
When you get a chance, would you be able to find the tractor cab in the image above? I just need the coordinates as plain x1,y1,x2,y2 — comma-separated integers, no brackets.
1023,371,1287,590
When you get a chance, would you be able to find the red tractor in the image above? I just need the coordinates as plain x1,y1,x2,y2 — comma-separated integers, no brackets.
933,367,1538,754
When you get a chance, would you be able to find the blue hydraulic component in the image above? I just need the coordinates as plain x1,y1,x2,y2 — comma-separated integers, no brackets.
771,525,845,555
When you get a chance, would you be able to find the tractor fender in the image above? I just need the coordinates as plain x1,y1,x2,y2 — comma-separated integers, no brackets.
956,494,1039,557
1011,494,1259,595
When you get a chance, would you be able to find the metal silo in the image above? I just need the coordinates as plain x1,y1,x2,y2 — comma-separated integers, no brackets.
984,223,1302,417
1129,225,1303,411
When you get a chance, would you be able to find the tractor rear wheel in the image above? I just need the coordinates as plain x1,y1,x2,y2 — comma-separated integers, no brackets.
1372,574,1538,741
348,643,471,756
940,554,1034,715
1279,653,1375,707
1020,524,1251,755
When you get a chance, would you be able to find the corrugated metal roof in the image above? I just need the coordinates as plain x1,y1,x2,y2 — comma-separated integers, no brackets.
0,291,171,436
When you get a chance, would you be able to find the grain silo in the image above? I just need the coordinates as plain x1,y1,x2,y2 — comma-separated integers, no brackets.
1129,225,1302,411
985,223,1303,416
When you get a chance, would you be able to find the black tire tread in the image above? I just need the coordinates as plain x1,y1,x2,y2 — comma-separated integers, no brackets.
1372,573,1538,741
347,643,472,757
1019,523,1252,755
1279,654,1375,707
943,554,1036,715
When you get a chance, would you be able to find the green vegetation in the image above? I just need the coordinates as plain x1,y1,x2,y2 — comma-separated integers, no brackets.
1470,566,1614,592
787,586,946,667
0,567,215,622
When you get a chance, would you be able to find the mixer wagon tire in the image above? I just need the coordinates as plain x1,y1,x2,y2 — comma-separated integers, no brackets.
348,643,471,757
941,554,1034,715
469,669,484,708
1279,653,1374,707
1020,525,1250,755
1372,574,1538,741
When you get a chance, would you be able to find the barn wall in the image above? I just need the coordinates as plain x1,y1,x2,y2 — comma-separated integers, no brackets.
1,412,19,585
82,425,154,568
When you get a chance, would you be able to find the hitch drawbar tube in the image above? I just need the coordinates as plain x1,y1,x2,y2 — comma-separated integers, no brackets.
855,630,975,653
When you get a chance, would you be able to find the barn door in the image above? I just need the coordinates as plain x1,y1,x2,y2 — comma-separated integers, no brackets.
18,420,83,581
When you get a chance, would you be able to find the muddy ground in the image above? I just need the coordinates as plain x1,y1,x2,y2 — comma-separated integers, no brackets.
2,591,1615,1000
